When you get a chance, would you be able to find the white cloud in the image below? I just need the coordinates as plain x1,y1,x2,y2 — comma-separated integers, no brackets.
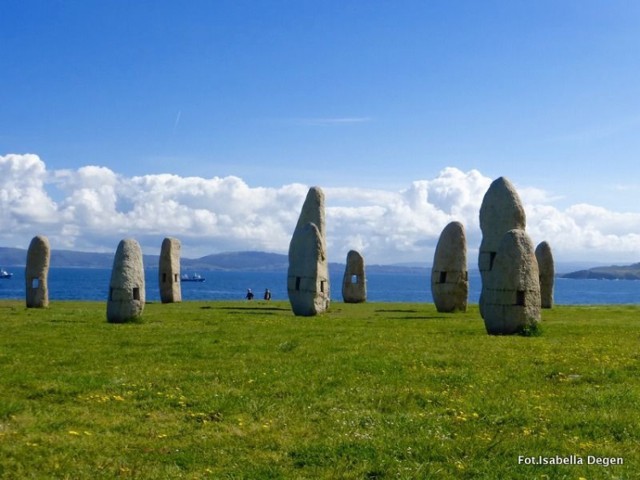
1,153,640,265
527,203,640,261
0,154,59,226
324,168,491,263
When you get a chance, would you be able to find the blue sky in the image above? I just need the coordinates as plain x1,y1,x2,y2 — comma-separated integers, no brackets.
1,1,640,263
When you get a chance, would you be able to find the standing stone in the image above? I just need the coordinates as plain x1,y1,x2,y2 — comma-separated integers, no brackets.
431,222,468,312
159,237,182,304
342,250,366,303
107,239,145,323
535,241,554,309
482,229,541,335
478,177,526,316
25,235,50,308
293,186,325,238
287,187,330,316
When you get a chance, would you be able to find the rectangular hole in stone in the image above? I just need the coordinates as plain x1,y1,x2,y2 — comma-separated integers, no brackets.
439,271,447,284
320,281,325,293
295,277,301,291
489,252,497,271
162,273,167,283
174,274,178,283
133,288,140,301
32,278,40,289
516,290,525,306
351,274,358,284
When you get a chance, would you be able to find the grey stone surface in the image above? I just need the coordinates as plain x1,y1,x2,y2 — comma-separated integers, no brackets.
293,186,325,237
342,250,366,303
159,237,182,304
478,177,526,278
535,241,554,309
482,229,541,335
287,187,330,316
431,221,468,312
478,176,526,317
107,239,145,323
25,235,50,308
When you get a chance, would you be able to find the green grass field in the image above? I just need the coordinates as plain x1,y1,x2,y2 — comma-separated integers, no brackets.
1,300,638,479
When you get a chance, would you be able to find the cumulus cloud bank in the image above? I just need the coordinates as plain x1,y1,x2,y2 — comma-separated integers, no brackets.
2,153,639,264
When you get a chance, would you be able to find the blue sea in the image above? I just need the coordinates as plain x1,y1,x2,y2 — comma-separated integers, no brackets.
0,267,639,304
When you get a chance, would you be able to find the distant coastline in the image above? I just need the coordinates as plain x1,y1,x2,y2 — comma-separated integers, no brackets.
2,246,637,278
0,247,429,274
561,263,640,280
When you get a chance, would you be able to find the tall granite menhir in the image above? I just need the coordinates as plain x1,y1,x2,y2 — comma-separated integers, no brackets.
535,241,554,309
159,237,182,303
25,235,50,308
431,222,468,312
478,177,526,317
482,229,541,335
342,250,366,303
287,186,330,316
107,239,145,323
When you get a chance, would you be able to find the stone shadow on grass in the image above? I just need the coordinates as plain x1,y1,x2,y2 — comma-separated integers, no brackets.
374,309,450,320
204,306,291,313
374,309,419,313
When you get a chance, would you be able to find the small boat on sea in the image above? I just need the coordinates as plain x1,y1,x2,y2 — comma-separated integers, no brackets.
0,268,13,279
181,273,205,282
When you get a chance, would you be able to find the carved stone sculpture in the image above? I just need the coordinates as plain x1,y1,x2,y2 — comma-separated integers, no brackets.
478,177,526,317
159,237,182,303
107,239,145,323
431,221,468,312
482,229,541,335
342,250,366,303
535,241,554,309
287,187,330,316
25,235,50,308
293,185,325,236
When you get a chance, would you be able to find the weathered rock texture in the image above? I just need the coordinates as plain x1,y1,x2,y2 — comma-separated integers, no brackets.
482,229,541,335
478,177,526,279
287,187,330,316
342,250,366,303
431,222,468,312
25,235,50,308
478,177,526,317
293,186,325,235
159,237,182,304
107,239,145,323
535,241,554,309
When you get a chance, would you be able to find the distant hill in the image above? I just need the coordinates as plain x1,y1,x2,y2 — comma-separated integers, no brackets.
1,247,435,274
5,246,634,277
562,263,640,280
0,247,289,271
182,251,289,271
0,247,122,269
0,247,27,267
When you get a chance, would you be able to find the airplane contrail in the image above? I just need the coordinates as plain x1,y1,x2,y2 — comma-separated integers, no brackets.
172,110,182,134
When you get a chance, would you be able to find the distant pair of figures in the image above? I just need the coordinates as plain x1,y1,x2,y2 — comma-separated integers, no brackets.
246,288,271,301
